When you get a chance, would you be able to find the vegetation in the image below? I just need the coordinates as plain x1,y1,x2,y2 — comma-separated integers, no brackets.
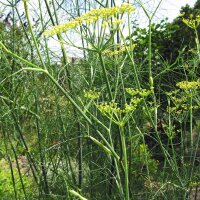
0,0,200,199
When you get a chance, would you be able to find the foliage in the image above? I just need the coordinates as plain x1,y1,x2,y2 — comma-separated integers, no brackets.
0,0,200,200
0,158,35,199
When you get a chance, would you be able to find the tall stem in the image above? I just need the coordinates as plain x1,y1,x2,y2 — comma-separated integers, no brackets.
99,52,113,100
189,93,193,148
120,126,129,200
35,94,49,194
23,1,47,70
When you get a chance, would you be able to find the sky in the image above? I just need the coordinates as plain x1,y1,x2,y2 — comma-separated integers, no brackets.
159,0,197,21
128,0,197,27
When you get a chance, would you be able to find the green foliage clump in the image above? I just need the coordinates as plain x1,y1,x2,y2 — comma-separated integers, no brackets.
0,158,35,199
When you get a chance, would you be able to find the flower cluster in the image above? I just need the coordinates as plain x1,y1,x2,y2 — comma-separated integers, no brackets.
97,101,121,114
84,89,100,99
102,18,123,28
182,15,200,29
166,89,199,117
102,44,136,56
43,3,135,36
43,21,80,37
87,3,135,18
97,96,142,126
126,88,151,97
176,81,200,90
97,98,141,115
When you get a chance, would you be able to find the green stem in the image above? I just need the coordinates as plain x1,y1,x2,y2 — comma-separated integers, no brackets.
10,140,28,200
38,0,51,66
23,1,47,70
0,41,39,68
35,94,49,194
148,20,152,84
189,123,200,183
99,52,113,100
194,28,200,60
148,20,158,131
190,93,193,148
2,126,18,200
120,126,129,200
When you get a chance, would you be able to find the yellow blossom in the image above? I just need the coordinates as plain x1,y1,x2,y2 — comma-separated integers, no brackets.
118,3,135,14
182,15,200,29
97,101,121,114
176,81,200,90
43,3,135,37
102,18,124,28
84,89,100,99
126,88,151,97
97,97,141,115
102,44,136,56
97,96,142,126
44,21,80,36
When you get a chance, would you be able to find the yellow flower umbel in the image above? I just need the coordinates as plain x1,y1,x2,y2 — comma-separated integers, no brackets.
166,88,200,118
97,100,137,115
102,18,123,28
102,44,136,57
43,3,135,37
176,81,200,90
84,89,100,99
97,97,142,126
182,15,200,29
44,21,81,37
125,88,151,97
